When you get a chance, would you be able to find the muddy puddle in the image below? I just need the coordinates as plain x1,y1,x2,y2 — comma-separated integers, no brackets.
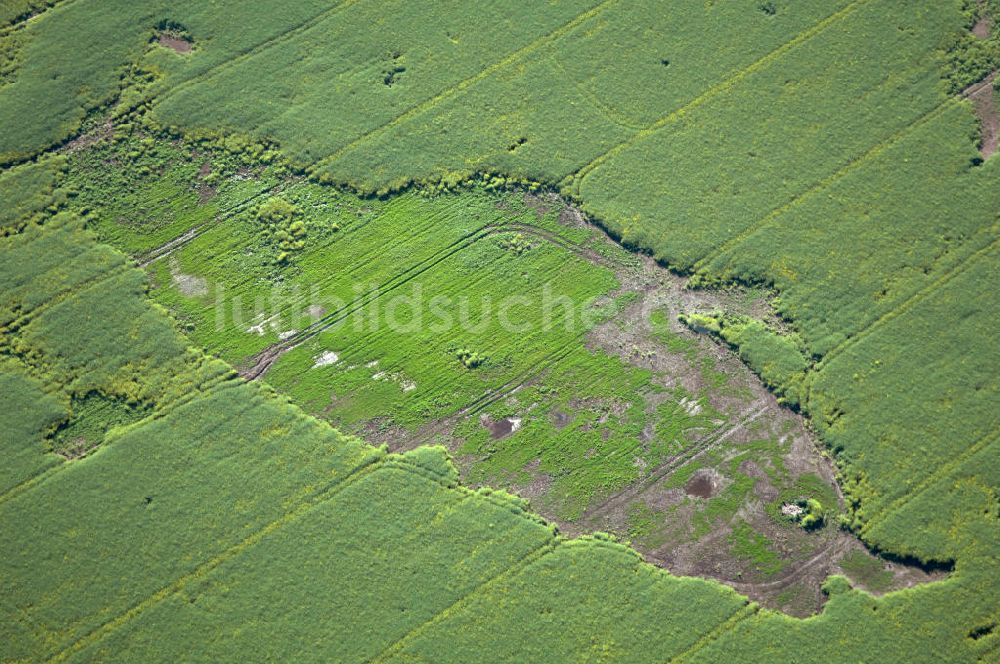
685,472,716,499
481,414,522,439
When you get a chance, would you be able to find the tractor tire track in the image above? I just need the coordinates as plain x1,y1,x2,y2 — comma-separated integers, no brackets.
240,224,504,379
725,536,851,595
47,452,388,664
569,0,874,194
581,405,769,525
693,97,960,273
505,222,616,269
136,181,288,267
400,333,586,451
861,429,1000,536
310,0,618,174
239,219,598,381
816,233,1000,369
549,55,646,132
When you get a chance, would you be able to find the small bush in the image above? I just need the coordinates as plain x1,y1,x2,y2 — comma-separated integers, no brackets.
455,348,485,369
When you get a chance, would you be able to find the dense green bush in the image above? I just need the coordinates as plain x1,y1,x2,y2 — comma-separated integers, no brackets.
256,197,305,263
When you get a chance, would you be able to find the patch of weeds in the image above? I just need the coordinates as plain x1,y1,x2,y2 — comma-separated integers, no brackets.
650,309,697,359
838,550,893,593
626,501,660,541
48,392,150,459
497,232,532,255
256,197,306,265
769,472,839,529
455,348,486,369
381,51,406,87
0,31,24,87
729,521,785,577
662,460,702,491
700,355,729,389
692,471,754,539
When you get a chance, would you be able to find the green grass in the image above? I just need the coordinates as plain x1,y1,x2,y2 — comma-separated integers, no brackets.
1,0,999,659
729,522,785,578
838,550,894,593
0,183,759,662
0,155,66,232
0,1,993,568
68,133,812,531
48,391,151,458
0,358,65,492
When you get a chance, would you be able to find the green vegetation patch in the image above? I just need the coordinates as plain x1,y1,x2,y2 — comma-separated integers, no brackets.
47,391,150,459
838,550,894,593
729,521,785,578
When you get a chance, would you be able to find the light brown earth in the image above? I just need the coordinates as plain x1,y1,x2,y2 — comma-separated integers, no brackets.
972,13,992,40
158,33,192,54
964,72,999,159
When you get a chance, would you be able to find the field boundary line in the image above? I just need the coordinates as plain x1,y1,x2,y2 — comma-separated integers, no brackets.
816,232,1000,369
693,97,960,272
310,0,618,174
5,260,132,331
861,429,1000,535
569,0,873,192
0,0,80,37
150,0,364,109
963,73,999,99
46,453,388,663
369,540,559,662
0,375,243,510
669,603,759,664
0,462,64,508
121,369,243,431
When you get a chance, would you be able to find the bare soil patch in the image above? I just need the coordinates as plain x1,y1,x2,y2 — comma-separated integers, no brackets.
62,119,113,154
964,72,998,159
481,414,521,439
522,191,550,218
196,160,215,202
158,33,193,54
973,14,992,40
169,259,208,297
550,410,573,429
511,458,554,503
685,470,717,498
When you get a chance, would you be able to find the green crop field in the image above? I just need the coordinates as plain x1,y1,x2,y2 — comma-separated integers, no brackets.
1,0,998,661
